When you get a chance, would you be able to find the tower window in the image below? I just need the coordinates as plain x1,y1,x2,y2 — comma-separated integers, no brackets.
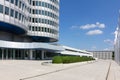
11,0,14,4
5,7,9,15
15,11,18,19
10,9,14,17
6,0,9,1
15,0,18,6
0,4,3,13
33,1,35,6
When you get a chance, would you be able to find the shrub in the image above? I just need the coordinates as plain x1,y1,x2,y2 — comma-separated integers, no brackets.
52,56,62,64
52,55,95,64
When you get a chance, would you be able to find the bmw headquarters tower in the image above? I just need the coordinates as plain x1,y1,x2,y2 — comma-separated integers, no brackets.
0,0,64,60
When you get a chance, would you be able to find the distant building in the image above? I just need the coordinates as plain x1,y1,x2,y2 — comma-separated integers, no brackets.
89,51,114,60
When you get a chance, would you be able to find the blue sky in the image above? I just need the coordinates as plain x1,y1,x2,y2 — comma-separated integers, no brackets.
58,0,120,50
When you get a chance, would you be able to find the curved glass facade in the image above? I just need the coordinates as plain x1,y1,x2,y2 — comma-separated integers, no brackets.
28,0,59,42
0,0,59,42
0,0,60,60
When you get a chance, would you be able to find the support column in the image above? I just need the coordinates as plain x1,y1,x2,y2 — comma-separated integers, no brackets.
2,49,4,60
41,50,45,60
21,50,23,59
44,52,46,59
13,49,15,59
17,49,20,60
10,49,12,59
24,50,26,59
20,50,23,59
6,49,8,60
33,50,35,60
29,50,33,60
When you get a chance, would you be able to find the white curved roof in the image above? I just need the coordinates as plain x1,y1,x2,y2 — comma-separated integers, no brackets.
0,40,64,51
61,46,93,56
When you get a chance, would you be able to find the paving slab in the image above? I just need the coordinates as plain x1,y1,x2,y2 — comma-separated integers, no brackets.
23,60,110,80
2,60,120,80
0,60,95,80
107,61,120,80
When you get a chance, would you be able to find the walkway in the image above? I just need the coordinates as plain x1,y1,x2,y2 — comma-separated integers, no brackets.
0,60,119,80
25,60,110,80
107,61,120,80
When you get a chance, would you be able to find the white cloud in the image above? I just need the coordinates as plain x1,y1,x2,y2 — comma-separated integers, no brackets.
104,39,114,45
96,22,105,28
91,46,97,50
104,39,114,51
104,48,109,50
103,47,114,50
80,24,96,29
70,26,79,29
86,29,103,35
80,22,105,30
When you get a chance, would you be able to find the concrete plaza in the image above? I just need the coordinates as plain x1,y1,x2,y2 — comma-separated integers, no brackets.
0,60,119,80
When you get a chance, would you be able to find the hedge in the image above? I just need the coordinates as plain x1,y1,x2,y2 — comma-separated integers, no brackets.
52,56,95,64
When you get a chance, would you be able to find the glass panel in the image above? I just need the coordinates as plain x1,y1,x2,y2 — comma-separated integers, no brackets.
0,4,3,13
5,7,9,15
10,9,14,17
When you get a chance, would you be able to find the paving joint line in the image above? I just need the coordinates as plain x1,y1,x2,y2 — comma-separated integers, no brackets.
106,61,111,80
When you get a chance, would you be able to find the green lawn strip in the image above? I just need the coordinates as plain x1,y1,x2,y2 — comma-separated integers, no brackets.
52,55,95,64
